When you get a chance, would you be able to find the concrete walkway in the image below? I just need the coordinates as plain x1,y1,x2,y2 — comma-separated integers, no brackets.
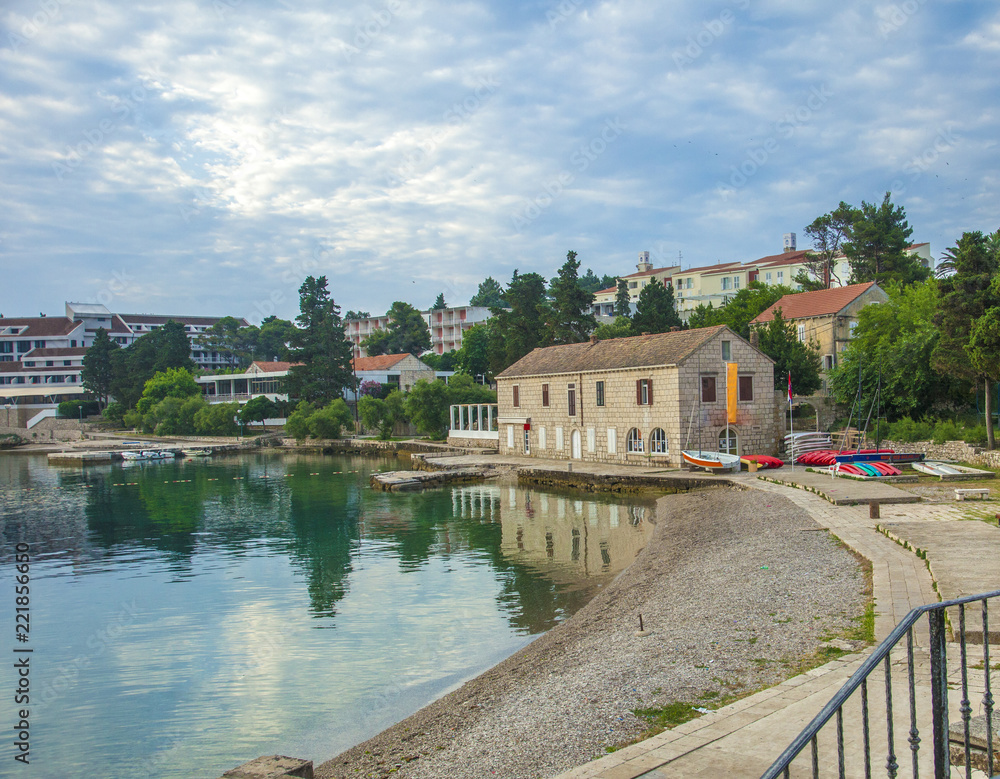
549,470,1000,779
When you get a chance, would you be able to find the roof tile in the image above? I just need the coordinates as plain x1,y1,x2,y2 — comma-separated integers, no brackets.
751,282,882,323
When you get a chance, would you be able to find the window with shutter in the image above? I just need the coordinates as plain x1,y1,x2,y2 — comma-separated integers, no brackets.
513,385,519,407
701,376,716,403
542,384,549,407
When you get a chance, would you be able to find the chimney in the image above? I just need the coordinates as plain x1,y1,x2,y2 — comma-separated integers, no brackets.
750,330,759,347
589,335,598,344
636,251,652,273
670,326,680,332
783,232,797,252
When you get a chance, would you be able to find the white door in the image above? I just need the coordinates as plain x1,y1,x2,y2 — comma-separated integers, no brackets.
571,429,582,460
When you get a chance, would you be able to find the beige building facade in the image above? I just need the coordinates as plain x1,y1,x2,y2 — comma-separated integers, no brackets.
495,325,778,466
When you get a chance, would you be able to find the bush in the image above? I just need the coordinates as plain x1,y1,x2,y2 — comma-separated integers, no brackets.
194,402,240,436
308,399,354,440
963,424,988,446
285,401,316,442
931,420,961,445
57,400,101,419
103,401,126,425
122,408,143,430
886,417,933,443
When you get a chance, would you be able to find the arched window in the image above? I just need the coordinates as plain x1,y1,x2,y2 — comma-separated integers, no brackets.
650,428,667,454
626,428,643,453
719,428,738,455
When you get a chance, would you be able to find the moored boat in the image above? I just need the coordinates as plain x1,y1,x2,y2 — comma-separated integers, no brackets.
182,448,212,457
682,450,741,470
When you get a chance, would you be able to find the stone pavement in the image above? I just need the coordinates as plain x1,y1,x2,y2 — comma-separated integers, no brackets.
549,468,1000,779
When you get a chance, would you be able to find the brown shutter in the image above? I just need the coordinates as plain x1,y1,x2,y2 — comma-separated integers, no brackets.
647,378,653,405
636,380,641,405
513,385,519,407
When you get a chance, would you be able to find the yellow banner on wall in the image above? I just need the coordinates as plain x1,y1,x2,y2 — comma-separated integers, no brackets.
726,362,738,424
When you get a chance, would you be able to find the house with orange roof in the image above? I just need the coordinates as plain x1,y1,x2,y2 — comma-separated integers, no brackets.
350,353,435,398
750,282,888,387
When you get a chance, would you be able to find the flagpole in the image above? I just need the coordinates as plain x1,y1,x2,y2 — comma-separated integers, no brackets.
788,372,794,473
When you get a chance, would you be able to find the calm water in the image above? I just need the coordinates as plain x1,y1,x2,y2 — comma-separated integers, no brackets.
0,452,653,778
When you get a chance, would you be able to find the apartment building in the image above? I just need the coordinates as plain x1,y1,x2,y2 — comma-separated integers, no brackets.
344,305,493,358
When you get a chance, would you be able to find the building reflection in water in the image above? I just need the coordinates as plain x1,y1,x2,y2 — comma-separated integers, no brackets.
449,484,654,587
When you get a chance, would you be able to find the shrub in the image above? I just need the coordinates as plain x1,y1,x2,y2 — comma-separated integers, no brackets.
963,424,988,446
194,402,240,436
931,420,961,445
57,400,101,419
122,408,143,431
886,417,933,443
103,402,126,425
284,401,316,442
307,399,353,440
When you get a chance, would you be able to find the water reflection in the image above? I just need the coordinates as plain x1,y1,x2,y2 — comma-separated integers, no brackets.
0,453,654,778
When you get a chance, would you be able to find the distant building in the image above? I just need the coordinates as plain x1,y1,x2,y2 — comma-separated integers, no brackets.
344,305,493,358
348,353,435,399
197,361,295,404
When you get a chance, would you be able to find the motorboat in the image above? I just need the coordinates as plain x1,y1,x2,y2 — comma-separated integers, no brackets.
182,448,212,457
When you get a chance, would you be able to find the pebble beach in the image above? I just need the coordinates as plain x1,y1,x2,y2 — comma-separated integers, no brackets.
316,485,869,779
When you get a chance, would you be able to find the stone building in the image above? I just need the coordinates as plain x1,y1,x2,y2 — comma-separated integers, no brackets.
495,325,778,465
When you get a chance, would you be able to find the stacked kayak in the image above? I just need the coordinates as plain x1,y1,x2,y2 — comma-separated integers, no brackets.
796,449,893,467
836,461,903,477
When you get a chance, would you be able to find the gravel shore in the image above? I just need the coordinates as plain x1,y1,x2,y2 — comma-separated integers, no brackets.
316,485,869,779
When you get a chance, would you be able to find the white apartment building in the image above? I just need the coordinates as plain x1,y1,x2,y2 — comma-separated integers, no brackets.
344,305,493,358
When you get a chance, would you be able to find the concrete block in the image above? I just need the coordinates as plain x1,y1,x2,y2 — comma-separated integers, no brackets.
222,754,314,778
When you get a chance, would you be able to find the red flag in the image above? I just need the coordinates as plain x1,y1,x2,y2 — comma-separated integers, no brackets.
787,373,792,403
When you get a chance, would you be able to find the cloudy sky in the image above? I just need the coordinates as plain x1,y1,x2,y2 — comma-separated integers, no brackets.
2,0,998,325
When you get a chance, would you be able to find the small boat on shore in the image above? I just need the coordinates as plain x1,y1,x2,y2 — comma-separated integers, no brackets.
182,448,212,457
682,450,741,470
912,461,963,476
121,450,175,461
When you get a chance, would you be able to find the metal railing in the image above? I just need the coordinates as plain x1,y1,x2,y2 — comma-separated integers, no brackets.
762,590,998,779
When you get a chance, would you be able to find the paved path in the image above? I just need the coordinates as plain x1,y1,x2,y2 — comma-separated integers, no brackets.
551,472,999,779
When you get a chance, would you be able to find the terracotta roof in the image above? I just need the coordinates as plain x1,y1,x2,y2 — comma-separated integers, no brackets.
751,282,882,324
674,261,743,276
751,250,811,268
25,347,88,357
0,362,81,374
251,360,296,373
497,326,739,378
118,314,251,327
352,353,415,371
109,315,132,334
0,317,81,337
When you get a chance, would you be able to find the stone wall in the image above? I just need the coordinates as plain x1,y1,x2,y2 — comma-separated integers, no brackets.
0,418,85,442
446,435,499,450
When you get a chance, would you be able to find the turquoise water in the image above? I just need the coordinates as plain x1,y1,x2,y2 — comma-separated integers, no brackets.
0,452,653,778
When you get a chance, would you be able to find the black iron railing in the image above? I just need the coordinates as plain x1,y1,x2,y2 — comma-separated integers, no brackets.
761,590,999,779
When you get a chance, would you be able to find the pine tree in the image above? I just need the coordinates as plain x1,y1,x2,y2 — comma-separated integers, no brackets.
631,278,681,334
81,328,119,408
614,278,632,319
285,276,356,404
545,250,597,345
844,192,929,286
470,277,505,308
432,293,447,310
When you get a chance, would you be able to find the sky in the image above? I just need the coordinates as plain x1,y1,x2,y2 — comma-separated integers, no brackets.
1,0,998,326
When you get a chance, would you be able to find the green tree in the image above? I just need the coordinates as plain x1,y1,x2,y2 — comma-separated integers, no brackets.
111,320,195,409
144,395,206,435
285,401,316,442
344,310,370,320
285,276,356,404
359,389,407,439
614,278,632,319
591,316,633,341
717,282,795,339
755,310,822,395
361,301,431,357
135,367,201,415
308,399,354,439
454,323,491,380
431,293,447,310
405,379,452,439
686,303,722,329
631,277,680,334
932,231,1000,447
831,279,967,422
469,277,505,309
240,395,278,427
80,327,119,408
799,202,858,288
194,402,240,436
196,316,247,368
545,251,597,345
252,316,296,362
487,270,548,375
844,192,929,287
